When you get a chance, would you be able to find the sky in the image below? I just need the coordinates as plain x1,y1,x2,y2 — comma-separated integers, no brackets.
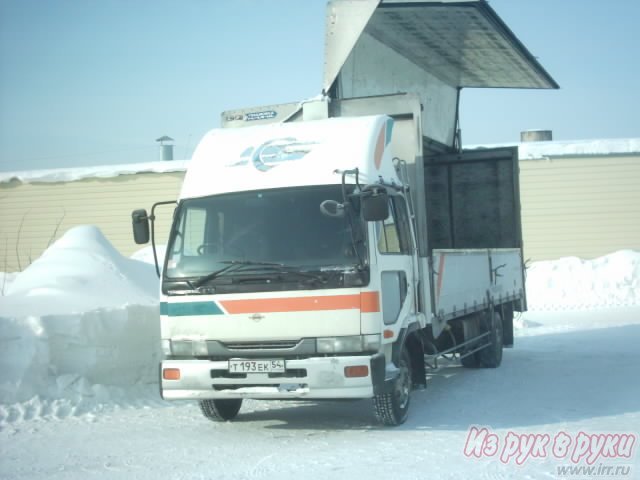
0,0,638,172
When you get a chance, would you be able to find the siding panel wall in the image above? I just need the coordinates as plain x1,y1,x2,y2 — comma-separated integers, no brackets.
519,155,640,261
0,172,185,272
1,153,638,271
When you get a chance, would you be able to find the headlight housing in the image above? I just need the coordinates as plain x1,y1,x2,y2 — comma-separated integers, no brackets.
163,339,208,356
316,334,380,354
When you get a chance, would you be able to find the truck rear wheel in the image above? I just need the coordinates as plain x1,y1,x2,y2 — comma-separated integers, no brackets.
460,314,481,368
478,311,503,368
199,399,243,421
460,350,481,368
373,348,412,426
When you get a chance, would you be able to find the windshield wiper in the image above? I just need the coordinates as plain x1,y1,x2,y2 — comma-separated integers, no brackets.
192,260,319,288
191,260,277,288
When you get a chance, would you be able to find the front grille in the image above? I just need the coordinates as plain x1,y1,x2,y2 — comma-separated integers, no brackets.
222,340,300,350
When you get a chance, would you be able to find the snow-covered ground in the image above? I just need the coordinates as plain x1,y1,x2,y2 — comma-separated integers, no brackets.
0,226,638,479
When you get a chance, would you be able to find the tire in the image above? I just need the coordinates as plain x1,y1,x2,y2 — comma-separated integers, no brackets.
199,399,243,421
478,310,503,368
373,348,412,426
460,350,481,368
460,314,481,368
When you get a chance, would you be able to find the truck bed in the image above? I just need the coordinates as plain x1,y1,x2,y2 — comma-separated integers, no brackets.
432,248,524,322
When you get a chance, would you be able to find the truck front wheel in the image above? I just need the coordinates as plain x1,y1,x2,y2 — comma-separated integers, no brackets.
373,348,412,426
199,399,243,421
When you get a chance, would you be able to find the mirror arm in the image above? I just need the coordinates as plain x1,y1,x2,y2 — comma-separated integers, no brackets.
340,168,360,204
149,200,177,278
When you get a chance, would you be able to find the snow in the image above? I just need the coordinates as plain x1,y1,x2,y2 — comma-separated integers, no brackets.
466,137,640,160
0,159,189,184
0,228,639,479
0,272,18,296
0,226,161,409
1,308,638,479
130,244,167,268
3,225,159,316
525,250,640,310
518,137,640,160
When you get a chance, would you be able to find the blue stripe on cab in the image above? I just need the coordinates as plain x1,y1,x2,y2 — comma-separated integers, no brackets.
159,302,223,316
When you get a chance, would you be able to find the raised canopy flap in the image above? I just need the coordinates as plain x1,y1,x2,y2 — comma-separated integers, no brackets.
324,0,558,147
324,0,559,93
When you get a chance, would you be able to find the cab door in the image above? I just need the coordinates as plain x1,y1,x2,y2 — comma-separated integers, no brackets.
367,194,417,340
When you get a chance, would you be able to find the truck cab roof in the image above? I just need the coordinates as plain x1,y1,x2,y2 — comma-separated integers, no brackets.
181,115,399,200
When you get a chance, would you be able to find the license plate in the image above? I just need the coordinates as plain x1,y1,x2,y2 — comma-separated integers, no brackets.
228,359,285,373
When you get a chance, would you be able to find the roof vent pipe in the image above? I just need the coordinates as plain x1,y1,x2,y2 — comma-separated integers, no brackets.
521,130,552,142
156,135,175,161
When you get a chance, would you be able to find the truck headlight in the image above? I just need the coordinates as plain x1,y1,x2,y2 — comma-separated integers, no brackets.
192,340,209,356
316,334,380,354
164,340,209,356
170,340,193,356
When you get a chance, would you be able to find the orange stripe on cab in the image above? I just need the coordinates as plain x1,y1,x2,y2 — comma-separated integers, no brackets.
221,292,380,314
360,291,380,313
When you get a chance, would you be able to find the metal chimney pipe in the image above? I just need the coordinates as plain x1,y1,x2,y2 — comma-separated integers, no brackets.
521,130,553,142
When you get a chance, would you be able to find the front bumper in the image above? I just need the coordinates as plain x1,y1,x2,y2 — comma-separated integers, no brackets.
161,353,387,400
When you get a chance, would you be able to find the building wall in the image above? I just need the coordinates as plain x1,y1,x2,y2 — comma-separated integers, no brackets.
1,152,639,272
519,154,640,261
0,172,185,272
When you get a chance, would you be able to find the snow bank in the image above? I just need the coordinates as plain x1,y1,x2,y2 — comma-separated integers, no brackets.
3,225,158,317
525,250,640,310
0,272,18,296
0,306,161,407
0,226,161,420
130,244,167,267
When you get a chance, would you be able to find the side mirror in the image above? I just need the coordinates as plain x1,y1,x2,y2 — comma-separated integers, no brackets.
361,185,389,222
132,209,150,244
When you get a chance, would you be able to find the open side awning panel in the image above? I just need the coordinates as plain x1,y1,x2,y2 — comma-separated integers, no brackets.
324,0,558,147
325,0,559,93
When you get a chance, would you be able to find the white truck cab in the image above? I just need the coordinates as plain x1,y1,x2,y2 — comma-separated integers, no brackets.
132,0,557,425
155,116,417,419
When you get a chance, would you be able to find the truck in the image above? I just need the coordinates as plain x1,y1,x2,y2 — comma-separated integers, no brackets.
132,0,557,425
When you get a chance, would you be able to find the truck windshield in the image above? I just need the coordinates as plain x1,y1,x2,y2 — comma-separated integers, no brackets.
164,185,365,280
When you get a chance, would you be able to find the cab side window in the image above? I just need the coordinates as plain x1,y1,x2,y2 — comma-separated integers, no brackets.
183,208,207,255
377,196,412,255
